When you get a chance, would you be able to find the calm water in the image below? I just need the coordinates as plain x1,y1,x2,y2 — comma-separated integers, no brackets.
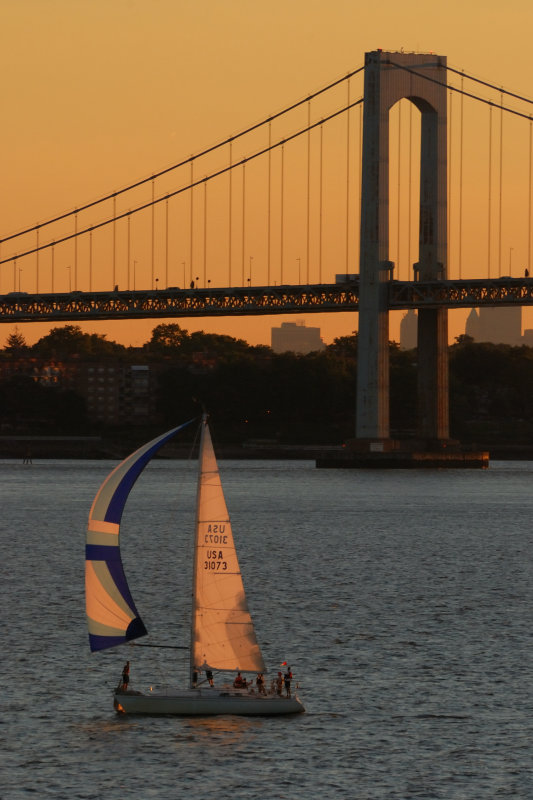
1,456,533,799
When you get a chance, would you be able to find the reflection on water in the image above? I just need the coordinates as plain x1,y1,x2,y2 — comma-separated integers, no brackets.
177,715,261,747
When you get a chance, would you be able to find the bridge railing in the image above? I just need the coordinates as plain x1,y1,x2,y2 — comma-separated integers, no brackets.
390,277,533,308
1,277,533,322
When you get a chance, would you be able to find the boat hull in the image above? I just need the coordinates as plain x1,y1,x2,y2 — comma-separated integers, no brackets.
114,688,304,716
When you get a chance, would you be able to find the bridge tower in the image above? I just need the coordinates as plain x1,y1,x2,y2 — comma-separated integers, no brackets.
357,50,449,445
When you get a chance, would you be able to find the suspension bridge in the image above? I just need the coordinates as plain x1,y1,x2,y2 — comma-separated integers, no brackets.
1,49,532,455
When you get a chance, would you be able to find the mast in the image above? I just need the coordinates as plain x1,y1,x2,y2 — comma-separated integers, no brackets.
189,413,207,687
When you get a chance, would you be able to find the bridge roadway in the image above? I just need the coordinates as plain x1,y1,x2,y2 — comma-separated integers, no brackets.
1,277,533,322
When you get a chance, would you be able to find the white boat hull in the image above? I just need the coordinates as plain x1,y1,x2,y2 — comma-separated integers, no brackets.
114,688,305,716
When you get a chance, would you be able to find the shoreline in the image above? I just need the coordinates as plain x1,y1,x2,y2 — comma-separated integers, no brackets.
2,435,533,461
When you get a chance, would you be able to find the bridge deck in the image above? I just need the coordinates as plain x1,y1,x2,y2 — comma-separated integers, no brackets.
1,278,532,322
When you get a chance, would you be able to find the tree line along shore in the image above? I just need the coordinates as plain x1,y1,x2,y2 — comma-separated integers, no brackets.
1,324,532,458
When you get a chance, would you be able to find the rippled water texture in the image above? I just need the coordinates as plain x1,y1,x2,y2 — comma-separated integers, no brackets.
2,458,533,798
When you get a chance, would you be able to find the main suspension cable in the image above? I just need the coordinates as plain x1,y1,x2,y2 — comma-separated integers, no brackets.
0,66,365,246
447,64,533,106
0,98,364,267
387,60,533,121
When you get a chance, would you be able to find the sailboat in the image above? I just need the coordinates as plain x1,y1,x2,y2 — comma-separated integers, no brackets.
85,414,305,715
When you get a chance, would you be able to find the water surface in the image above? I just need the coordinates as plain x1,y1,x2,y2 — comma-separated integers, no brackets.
2,458,532,798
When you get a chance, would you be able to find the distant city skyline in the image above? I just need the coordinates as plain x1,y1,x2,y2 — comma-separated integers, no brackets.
271,321,326,354
400,305,533,349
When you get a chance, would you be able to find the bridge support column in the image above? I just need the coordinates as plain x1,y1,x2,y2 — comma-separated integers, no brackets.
356,50,449,445
356,261,393,439
417,308,449,440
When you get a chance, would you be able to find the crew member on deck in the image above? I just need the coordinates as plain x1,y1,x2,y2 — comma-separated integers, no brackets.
206,669,214,686
284,666,292,698
121,661,130,690
256,673,265,694
233,671,246,688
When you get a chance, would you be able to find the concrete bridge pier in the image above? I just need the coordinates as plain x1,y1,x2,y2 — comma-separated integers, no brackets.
355,49,451,451
414,87,449,443
417,306,449,442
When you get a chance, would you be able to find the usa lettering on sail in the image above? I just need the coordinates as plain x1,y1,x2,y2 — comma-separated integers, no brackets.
204,523,228,544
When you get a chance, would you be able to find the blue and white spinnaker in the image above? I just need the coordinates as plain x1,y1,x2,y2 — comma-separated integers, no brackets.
85,421,193,652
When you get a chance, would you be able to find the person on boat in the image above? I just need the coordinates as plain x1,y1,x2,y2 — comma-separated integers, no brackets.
284,667,293,698
233,671,246,688
121,661,130,691
256,673,265,694
276,672,283,695
206,669,214,686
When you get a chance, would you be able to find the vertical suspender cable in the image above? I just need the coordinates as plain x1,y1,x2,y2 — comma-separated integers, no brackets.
228,140,232,287
448,93,453,277
242,161,246,286
36,227,39,293
203,180,207,288
346,78,351,276
410,101,413,280
89,232,92,292
13,258,16,292
165,198,169,289
358,104,363,264
488,106,493,279
267,123,272,286
51,245,55,293
127,214,131,291
189,160,194,286
280,144,284,284
527,118,533,275
397,101,402,278
319,124,323,283
74,211,78,289
459,75,464,280
306,102,311,284
113,196,117,289
498,92,504,277
151,179,155,290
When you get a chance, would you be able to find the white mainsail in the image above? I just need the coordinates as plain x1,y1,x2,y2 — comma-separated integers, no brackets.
191,418,265,677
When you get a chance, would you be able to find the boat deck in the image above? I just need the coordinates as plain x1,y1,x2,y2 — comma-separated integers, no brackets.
114,686,305,716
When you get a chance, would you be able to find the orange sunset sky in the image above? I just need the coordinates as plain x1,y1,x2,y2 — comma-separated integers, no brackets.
1,0,532,349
